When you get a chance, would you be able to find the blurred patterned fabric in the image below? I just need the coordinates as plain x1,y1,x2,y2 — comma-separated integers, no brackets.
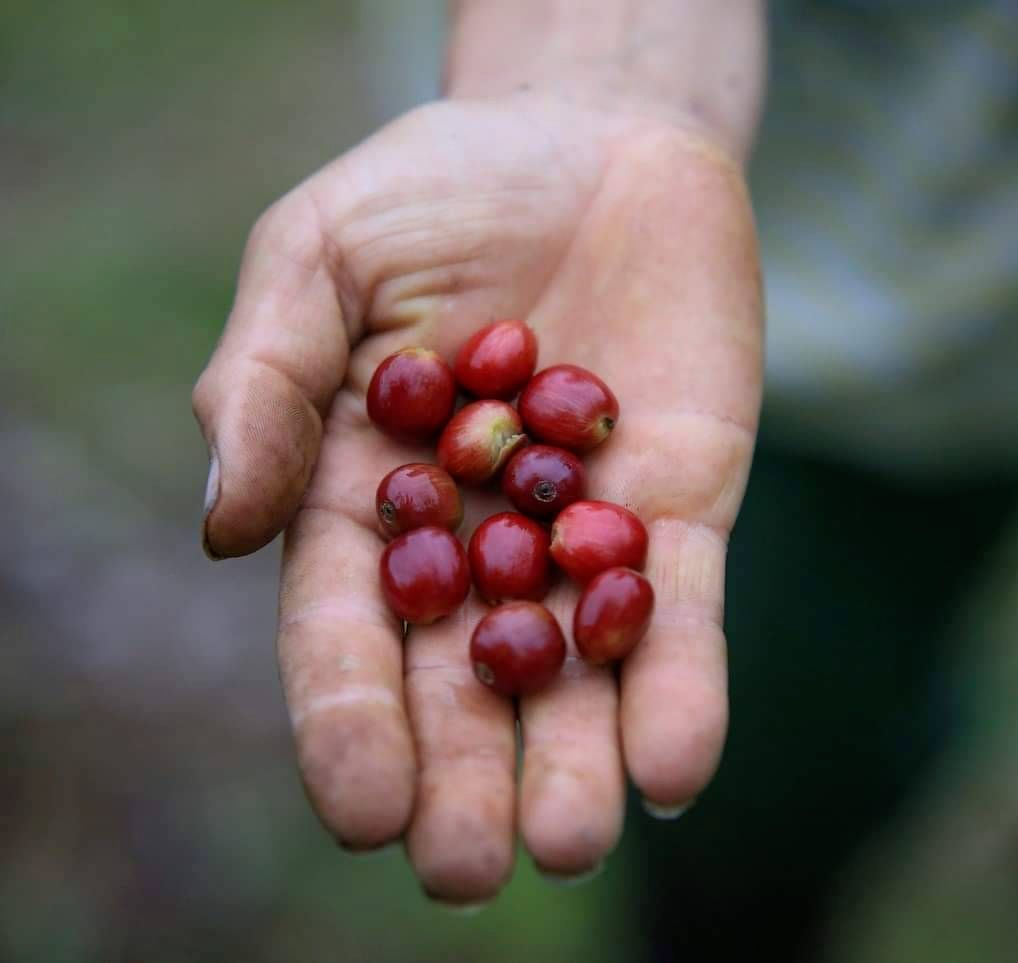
756,1,1018,477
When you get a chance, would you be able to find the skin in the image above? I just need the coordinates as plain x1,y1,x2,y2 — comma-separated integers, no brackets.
193,0,765,905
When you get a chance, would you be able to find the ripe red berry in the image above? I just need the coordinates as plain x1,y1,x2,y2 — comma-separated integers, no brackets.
375,463,463,539
573,567,655,664
454,319,538,400
468,512,551,603
518,364,619,451
379,526,470,625
550,500,648,584
470,601,566,697
437,400,527,485
366,347,456,443
502,445,586,519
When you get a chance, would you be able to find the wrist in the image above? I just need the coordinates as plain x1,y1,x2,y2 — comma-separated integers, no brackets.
445,0,766,164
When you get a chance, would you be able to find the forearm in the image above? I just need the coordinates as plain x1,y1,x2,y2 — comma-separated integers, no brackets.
446,0,766,163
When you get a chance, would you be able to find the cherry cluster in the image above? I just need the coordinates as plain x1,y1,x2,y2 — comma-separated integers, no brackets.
369,321,655,698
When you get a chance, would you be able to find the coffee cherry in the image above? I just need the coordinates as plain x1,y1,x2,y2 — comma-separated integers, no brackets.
454,320,538,400
437,400,527,485
573,567,655,664
550,500,648,583
379,526,470,624
468,512,551,604
518,364,619,451
366,347,456,443
502,445,586,519
470,601,566,697
375,463,463,539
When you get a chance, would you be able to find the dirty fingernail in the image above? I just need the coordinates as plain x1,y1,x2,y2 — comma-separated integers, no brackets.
421,887,493,916
202,449,222,560
641,797,695,821
335,836,399,859
204,449,220,516
538,860,604,887
434,901,490,917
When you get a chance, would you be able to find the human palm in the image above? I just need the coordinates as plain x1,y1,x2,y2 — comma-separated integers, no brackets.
194,95,763,903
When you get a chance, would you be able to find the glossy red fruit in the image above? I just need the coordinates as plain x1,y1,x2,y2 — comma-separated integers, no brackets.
437,400,527,485
468,512,552,603
375,463,463,539
502,445,586,519
470,601,566,697
518,364,619,451
550,500,648,584
574,567,655,664
454,320,538,400
379,526,470,624
366,347,457,443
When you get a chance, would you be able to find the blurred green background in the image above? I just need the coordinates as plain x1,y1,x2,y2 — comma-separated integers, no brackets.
2,1,1016,961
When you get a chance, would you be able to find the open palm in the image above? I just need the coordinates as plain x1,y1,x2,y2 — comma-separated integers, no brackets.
194,95,763,903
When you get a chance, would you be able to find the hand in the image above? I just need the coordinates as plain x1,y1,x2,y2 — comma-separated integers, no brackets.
193,93,762,903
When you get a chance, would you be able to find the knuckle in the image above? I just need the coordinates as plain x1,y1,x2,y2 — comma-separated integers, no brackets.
290,686,401,729
247,195,288,248
247,189,324,271
191,367,217,428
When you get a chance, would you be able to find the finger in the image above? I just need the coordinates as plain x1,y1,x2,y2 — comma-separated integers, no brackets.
619,516,730,808
192,186,358,559
277,496,415,849
404,597,517,904
518,592,626,877
527,133,760,811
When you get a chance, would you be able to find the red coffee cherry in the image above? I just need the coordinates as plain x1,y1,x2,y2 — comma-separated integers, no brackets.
470,601,566,697
454,319,538,400
550,500,648,584
379,526,470,624
573,567,655,664
437,400,527,485
375,463,463,539
502,445,586,519
518,364,619,451
468,512,551,604
366,347,456,443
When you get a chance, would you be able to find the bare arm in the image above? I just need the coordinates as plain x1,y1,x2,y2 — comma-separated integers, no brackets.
448,0,766,162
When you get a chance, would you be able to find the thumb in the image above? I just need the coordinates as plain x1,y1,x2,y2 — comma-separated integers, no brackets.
192,189,356,558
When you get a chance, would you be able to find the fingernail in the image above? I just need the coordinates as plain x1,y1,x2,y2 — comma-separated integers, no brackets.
204,448,220,516
202,450,222,561
335,836,399,858
421,887,493,915
538,860,604,887
641,797,696,821
433,901,490,917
